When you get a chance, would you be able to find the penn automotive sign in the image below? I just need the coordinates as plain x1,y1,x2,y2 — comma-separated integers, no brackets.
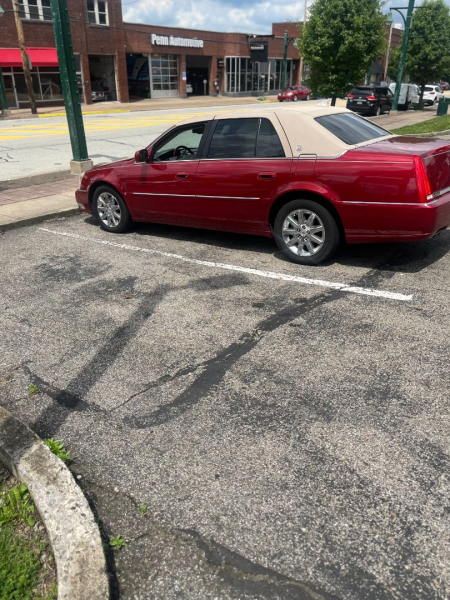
151,34,204,48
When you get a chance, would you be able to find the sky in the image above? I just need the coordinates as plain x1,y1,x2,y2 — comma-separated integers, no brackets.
121,0,410,34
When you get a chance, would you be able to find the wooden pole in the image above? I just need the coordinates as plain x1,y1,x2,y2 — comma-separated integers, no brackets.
12,0,37,114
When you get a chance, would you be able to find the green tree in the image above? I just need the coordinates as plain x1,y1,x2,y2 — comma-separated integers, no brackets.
298,0,387,106
404,0,450,102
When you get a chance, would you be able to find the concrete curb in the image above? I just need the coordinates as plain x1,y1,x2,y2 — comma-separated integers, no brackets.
0,208,80,232
0,407,109,600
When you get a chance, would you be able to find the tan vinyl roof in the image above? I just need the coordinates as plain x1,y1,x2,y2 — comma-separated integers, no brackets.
177,106,394,158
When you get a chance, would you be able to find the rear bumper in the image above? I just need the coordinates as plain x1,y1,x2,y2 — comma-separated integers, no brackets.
75,189,92,214
342,193,450,243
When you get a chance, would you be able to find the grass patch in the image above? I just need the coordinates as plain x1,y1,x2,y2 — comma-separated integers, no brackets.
391,114,450,135
43,438,71,463
0,466,57,599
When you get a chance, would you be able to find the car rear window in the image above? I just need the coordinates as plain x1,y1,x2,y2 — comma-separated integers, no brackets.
315,113,391,145
425,86,434,92
349,88,372,96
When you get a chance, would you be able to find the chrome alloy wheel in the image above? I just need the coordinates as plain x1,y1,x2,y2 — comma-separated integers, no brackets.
97,192,121,228
282,209,325,256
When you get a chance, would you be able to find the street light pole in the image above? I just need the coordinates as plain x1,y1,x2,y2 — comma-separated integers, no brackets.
299,0,307,84
12,0,37,114
49,0,92,174
392,0,415,111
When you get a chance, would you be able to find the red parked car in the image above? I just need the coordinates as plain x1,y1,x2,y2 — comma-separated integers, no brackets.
76,107,450,265
277,85,311,102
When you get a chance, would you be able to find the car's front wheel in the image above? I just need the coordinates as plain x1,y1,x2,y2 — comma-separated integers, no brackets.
93,185,132,233
274,199,340,265
293,95,298,102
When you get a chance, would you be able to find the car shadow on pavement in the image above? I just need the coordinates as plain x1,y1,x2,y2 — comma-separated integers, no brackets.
83,216,450,273
335,230,450,273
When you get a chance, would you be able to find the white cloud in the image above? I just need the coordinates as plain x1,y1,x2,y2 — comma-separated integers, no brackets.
122,0,307,33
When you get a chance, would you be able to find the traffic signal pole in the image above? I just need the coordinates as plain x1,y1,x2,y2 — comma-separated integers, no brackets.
392,0,415,111
49,0,93,174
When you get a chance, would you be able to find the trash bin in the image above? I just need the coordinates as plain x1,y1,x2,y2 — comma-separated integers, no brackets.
437,97,450,116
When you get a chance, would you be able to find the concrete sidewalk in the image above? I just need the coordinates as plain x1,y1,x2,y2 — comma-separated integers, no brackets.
1,94,280,120
0,173,78,229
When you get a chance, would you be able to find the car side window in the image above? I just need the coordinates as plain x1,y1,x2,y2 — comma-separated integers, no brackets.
153,123,206,162
387,89,393,98
256,119,285,158
207,118,259,159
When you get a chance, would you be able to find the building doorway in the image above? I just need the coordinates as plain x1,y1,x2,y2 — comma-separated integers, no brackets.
126,54,150,99
88,55,117,101
186,55,209,95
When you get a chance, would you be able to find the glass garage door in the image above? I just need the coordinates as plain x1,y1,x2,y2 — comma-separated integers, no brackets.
150,54,179,98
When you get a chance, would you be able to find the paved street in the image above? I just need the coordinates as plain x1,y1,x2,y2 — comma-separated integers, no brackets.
1,211,449,599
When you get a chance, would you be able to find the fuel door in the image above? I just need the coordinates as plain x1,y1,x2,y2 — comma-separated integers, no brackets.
295,154,317,176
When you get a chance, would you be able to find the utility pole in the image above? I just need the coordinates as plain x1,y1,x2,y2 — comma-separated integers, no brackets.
281,30,288,91
0,66,12,117
12,0,37,114
298,0,307,84
392,0,415,111
50,0,92,174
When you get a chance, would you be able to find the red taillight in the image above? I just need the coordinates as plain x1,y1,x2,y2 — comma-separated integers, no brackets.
348,94,355,99
414,156,432,202
367,95,377,101
429,91,435,95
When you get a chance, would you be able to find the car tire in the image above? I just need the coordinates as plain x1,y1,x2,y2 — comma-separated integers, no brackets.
278,99,283,102
305,94,311,101
93,185,132,234
374,105,381,116
273,199,340,265
293,95,298,102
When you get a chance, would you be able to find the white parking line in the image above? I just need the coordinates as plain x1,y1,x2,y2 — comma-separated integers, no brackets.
39,228,413,301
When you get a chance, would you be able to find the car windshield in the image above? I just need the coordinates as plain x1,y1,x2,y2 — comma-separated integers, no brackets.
287,87,297,91
315,112,391,145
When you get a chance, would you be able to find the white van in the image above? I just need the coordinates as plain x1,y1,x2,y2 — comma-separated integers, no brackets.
388,83,420,110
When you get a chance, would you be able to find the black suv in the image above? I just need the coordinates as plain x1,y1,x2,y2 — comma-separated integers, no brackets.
346,86,393,116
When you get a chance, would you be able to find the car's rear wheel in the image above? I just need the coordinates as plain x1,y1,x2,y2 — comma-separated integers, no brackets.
274,199,340,265
93,185,132,233
293,95,298,102
374,105,381,116
305,94,311,101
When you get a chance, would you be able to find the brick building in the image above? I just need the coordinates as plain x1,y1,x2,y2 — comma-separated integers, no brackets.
0,0,400,109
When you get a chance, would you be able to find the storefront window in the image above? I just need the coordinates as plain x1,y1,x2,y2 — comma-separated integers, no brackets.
225,57,292,94
14,73,42,102
8,68,65,103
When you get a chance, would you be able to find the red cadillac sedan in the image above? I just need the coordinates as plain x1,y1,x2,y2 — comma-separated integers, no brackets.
277,85,311,102
76,107,450,265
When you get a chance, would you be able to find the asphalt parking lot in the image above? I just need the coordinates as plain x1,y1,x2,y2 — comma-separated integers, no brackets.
1,213,450,599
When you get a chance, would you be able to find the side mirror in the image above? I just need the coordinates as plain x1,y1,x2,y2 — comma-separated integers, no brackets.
134,148,148,163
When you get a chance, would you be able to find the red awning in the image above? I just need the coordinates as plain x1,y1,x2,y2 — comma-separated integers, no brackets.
0,47,58,68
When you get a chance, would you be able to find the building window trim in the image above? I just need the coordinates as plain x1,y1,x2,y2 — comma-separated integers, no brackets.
19,0,52,21
87,0,109,26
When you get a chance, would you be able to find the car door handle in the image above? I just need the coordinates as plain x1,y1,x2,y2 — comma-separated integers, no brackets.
258,172,276,180
176,172,190,179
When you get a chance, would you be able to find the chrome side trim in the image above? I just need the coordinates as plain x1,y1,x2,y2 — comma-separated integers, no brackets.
133,192,260,200
342,201,419,206
135,193,196,197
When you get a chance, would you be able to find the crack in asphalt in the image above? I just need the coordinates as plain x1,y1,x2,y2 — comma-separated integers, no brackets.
178,528,339,600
